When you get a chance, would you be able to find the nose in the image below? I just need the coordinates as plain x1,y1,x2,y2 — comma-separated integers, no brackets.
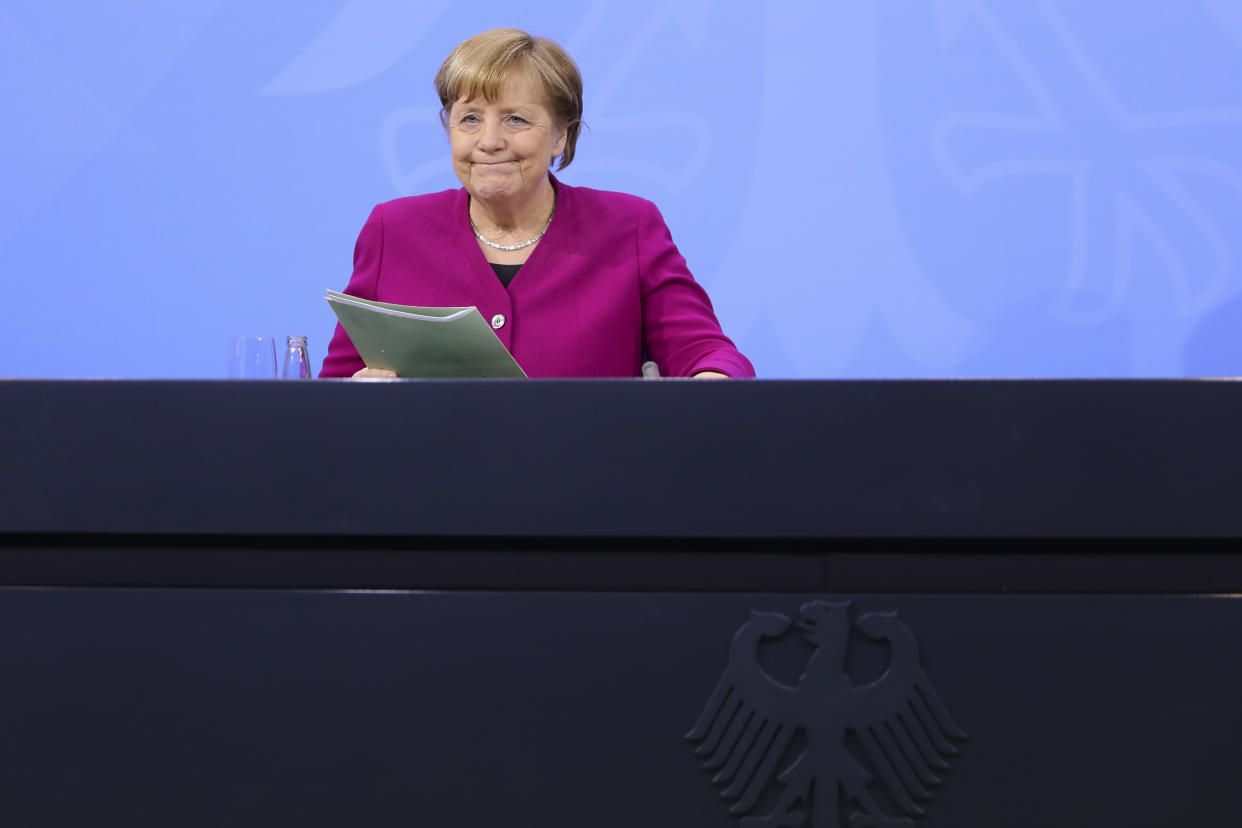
477,116,506,152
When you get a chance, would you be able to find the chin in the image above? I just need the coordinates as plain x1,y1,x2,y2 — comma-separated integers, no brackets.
470,186,514,202
470,179,521,202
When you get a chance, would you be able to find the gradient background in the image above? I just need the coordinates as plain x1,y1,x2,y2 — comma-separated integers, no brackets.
3,0,1241,379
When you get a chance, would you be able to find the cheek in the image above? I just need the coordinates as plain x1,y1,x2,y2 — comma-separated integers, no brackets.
449,131,471,159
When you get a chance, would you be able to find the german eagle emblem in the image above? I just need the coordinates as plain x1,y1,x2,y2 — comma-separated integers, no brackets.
687,601,966,828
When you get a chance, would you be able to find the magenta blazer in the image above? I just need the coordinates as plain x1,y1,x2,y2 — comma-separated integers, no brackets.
320,177,754,378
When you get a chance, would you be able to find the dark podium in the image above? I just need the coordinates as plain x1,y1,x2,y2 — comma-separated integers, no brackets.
2,379,1241,827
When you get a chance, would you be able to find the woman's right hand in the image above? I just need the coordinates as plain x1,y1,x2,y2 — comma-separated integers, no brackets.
352,367,398,379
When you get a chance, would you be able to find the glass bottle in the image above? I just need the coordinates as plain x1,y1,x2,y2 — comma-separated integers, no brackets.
281,335,311,379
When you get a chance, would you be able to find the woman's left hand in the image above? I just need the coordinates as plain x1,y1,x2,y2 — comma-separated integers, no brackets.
692,371,729,379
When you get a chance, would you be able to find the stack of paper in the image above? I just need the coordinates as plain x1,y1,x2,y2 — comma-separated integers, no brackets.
325,290,526,378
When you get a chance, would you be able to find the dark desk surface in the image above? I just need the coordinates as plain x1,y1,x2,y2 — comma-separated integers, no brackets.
3,379,1242,591
4,378,1242,538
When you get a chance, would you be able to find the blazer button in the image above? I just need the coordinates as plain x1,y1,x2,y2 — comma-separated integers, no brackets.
490,313,506,330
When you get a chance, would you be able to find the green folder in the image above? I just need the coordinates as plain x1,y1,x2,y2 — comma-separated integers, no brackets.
325,290,527,378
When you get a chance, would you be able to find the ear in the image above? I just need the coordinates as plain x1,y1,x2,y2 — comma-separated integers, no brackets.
552,123,567,158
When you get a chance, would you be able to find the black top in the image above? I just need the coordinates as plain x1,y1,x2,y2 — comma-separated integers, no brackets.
490,262,521,287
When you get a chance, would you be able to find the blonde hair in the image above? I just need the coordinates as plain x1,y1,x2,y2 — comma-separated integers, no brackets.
434,28,584,170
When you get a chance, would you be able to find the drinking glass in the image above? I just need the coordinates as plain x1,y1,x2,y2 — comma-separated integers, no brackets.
228,336,277,379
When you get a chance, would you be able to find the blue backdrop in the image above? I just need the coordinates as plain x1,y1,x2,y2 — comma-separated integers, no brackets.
4,0,1241,378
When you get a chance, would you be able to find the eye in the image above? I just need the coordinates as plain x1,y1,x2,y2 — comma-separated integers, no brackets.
505,114,529,126
455,112,482,132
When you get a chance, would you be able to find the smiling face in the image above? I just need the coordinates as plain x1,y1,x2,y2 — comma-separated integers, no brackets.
448,71,566,206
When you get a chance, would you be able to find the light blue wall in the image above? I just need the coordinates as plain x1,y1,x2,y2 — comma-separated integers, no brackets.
3,1,1241,378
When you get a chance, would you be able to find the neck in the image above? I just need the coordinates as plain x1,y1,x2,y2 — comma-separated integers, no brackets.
470,177,556,238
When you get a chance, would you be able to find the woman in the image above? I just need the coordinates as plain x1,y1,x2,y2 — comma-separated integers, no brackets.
320,27,753,379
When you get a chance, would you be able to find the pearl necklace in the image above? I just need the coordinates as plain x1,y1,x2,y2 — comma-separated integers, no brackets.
470,191,557,251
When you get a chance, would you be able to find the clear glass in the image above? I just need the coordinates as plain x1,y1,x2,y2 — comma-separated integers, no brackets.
228,336,277,379
282,335,311,379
